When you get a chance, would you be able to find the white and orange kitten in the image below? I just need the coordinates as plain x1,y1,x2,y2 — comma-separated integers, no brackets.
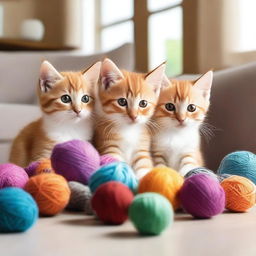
151,71,213,176
9,60,101,167
94,58,166,179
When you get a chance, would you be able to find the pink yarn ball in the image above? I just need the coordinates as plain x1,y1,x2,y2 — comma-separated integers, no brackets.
0,163,29,188
51,140,100,185
100,154,118,166
180,174,225,219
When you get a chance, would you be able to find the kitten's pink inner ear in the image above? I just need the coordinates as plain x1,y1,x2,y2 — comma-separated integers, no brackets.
39,60,63,92
145,63,166,94
162,74,171,88
193,70,213,91
100,58,124,89
83,61,101,85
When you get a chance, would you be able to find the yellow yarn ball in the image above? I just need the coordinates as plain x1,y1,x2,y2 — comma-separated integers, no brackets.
138,167,184,210
221,175,256,212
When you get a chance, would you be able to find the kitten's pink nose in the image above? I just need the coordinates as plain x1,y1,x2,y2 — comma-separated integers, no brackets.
74,109,81,115
129,114,137,122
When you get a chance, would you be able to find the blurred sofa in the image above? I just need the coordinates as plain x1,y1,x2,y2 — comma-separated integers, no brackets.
0,43,134,163
0,43,255,171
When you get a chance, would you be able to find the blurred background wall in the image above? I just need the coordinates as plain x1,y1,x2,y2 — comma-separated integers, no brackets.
0,0,255,75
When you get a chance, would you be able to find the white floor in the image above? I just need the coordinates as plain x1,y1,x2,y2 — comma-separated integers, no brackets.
1,208,256,256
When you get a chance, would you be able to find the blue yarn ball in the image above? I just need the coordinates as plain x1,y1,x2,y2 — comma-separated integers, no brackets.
0,187,39,233
184,167,218,181
89,162,138,193
218,151,256,184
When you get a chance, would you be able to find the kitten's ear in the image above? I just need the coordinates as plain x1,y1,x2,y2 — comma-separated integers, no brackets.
193,70,213,100
83,61,101,85
39,60,63,92
100,58,124,89
145,62,166,95
162,74,171,89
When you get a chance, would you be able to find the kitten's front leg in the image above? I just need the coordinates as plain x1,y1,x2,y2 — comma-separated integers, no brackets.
132,150,153,180
100,141,125,162
152,150,168,167
179,151,203,177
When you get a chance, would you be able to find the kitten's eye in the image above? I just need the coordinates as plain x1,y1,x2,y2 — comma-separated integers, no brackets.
165,103,175,111
61,95,71,103
81,95,90,103
139,100,148,108
117,98,127,106
187,104,196,112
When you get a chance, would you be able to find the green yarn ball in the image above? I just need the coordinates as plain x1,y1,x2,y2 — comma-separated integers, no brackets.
128,192,173,235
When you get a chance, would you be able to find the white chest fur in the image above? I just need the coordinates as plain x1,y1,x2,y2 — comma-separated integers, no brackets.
42,114,93,143
154,126,200,170
118,124,143,164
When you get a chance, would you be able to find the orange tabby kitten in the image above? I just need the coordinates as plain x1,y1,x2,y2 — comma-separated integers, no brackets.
94,58,166,179
9,60,101,167
151,71,213,176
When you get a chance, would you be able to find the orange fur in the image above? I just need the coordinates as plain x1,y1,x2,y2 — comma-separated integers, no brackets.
151,72,213,176
10,61,100,167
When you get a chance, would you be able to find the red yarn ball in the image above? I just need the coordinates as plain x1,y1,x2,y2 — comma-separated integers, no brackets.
91,181,134,225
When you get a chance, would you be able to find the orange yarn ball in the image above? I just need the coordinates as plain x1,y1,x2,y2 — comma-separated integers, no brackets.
221,175,256,212
35,159,54,175
138,167,184,210
24,173,70,216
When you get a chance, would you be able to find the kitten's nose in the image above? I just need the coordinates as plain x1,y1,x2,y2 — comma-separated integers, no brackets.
74,109,81,115
129,114,137,122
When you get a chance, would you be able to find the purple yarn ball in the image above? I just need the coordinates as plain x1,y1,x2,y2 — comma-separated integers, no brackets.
100,154,118,166
24,161,40,177
51,140,100,185
0,163,29,188
179,174,225,218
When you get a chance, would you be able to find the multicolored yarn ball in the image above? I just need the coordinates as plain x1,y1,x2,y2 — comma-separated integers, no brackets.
51,140,100,185
221,175,256,212
24,161,40,177
100,154,118,166
138,167,184,210
0,187,38,233
25,173,71,216
129,192,173,235
179,174,225,218
89,162,138,193
218,151,256,184
91,181,134,224
0,163,29,189
35,159,54,175
67,181,93,215
184,167,218,181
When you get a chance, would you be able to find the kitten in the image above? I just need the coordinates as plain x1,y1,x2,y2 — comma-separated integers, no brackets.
9,60,101,167
151,71,213,176
94,58,166,179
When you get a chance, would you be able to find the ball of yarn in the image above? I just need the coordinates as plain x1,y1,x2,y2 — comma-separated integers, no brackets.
221,175,256,212
100,154,118,166
218,151,256,184
91,181,134,224
129,192,173,235
180,174,225,218
89,162,138,193
24,161,40,177
67,181,93,215
25,173,71,216
0,163,29,189
35,159,54,175
138,167,184,210
0,187,38,232
51,140,100,185
184,167,218,181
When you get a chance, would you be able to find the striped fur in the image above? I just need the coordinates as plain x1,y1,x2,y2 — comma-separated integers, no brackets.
9,61,101,167
94,59,165,179
151,71,213,176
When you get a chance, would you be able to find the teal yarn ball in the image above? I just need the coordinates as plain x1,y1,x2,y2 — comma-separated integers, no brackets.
89,162,138,193
218,151,256,184
128,193,173,235
0,187,38,233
